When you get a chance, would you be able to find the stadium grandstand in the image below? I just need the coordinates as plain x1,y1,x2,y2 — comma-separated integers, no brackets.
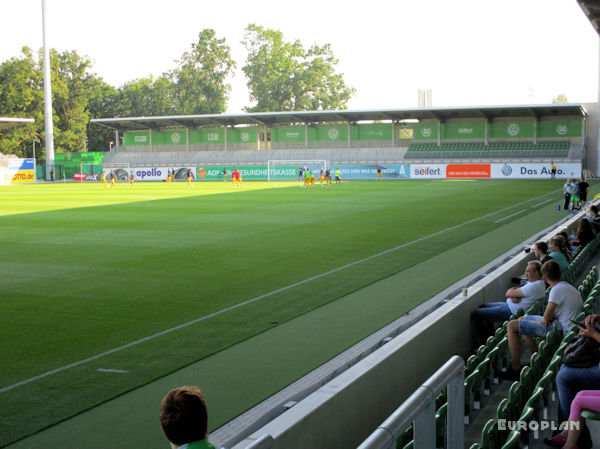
91,104,590,175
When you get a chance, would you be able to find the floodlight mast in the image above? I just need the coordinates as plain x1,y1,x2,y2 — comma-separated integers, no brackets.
41,0,54,178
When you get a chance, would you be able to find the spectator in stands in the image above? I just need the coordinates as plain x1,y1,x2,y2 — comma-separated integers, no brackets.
570,218,596,253
555,315,600,432
472,260,545,344
500,260,582,381
160,385,216,449
533,241,552,265
585,205,600,233
545,389,600,449
549,235,571,272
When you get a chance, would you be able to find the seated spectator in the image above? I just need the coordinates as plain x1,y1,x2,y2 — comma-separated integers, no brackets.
549,235,571,272
570,218,596,252
160,386,216,449
556,315,600,422
500,260,582,380
545,390,600,449
533,241,552,265
472,260,545,344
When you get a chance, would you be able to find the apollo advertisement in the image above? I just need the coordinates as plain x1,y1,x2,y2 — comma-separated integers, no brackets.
133,167,194,181
0,158,36,185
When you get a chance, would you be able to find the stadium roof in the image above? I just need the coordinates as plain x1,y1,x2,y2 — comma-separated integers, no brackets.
0,117,34,130
91,104,587,132
578,0,600,35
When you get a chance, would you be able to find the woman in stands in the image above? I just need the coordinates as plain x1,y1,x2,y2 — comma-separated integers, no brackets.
570,219,596,253
533,241,552,265
549,235,571,272
548,314,600,449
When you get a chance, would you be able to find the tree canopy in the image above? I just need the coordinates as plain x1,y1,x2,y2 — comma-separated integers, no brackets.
242,24,355,112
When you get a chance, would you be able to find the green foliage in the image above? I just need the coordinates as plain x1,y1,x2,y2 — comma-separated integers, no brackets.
242,24,355,112
168,28,236,114
552,93,568,104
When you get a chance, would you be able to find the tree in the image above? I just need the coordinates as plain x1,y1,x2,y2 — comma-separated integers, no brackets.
242,24,355,112
0,47,42,158
118,75,176,117
552,94,568,104
168,29,235,114
0,47,101,160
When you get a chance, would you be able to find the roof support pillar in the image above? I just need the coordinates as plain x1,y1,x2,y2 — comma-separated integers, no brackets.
484,120,489,145
347,123,351,148
437,121,441,146
186,128,190,151
305,124,308,149
224,126,228,151
115,130,119,151
149,128,153,152
533,119,538,145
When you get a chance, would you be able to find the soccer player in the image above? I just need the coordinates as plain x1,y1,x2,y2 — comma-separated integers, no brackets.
303,168,311,188
309,170,315,188
223,168,228,182
231,168,240,188
187,168,193,188
129,171,135,188
166,172,172,186
101,171,107,188
325,167,332,185
376,166,382,181
110,170,116,188
335,168,341,184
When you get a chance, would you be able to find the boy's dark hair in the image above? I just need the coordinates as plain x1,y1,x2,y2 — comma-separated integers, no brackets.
160,386,208,446
541,259,562,282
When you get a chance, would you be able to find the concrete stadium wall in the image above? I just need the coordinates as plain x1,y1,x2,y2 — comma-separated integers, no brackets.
232,215,583,449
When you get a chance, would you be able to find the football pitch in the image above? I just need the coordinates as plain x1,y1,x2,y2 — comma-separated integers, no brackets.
0,179,579,448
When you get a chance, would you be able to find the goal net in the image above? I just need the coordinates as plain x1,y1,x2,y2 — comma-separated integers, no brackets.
80,163,130,182
267,160,328,182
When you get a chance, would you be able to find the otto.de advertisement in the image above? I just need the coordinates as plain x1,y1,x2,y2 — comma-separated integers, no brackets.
0,158,36,185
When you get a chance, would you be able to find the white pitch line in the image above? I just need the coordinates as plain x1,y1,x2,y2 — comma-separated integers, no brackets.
532,198,554,208
494,209,528,223
97,368,129,374
0,190,559,393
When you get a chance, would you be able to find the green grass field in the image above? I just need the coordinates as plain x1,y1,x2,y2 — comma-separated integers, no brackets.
0,179,580,447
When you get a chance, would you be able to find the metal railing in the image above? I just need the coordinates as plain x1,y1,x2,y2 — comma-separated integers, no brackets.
356,355,465,449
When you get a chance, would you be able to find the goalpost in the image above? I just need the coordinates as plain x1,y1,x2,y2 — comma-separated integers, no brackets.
80,163,130,182
267,160,328,182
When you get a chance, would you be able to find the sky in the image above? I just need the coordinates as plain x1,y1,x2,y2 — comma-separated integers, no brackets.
1,0,599,114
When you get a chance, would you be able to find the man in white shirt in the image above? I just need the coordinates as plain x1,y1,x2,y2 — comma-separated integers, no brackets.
501,259,583,380
472,260,546,344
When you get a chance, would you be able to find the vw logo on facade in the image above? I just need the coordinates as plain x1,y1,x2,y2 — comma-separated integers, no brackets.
507,123,520,137
421,127,432,138
556,124,568,136
241,132,250,142
328,128,339,140
501,165,513,176
171,133,181,144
